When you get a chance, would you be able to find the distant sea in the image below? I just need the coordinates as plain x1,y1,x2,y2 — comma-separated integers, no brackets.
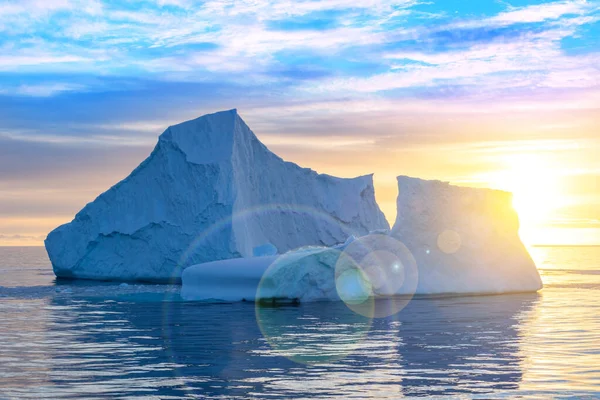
1,246,599,399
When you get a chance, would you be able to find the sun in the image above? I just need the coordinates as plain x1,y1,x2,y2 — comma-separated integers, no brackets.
505,155,562,225
479,153,566,243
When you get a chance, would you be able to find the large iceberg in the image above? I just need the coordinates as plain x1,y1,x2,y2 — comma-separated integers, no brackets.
45,110,389,282
181,176,541,304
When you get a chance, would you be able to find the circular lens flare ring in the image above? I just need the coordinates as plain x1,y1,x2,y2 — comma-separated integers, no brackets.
437,229,462,254
255,248,373,365
335,234,419,318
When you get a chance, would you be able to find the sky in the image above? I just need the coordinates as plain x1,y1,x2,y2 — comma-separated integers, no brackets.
0,0,599,246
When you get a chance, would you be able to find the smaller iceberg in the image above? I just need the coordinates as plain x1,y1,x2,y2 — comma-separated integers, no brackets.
182,176,542,309
391,176,542,294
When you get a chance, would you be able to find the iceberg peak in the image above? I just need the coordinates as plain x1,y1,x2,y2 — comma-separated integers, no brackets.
160,109,250,164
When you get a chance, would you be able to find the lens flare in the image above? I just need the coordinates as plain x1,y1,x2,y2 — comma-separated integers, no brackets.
437,229,462,254
255,248,373,364
164,204,363,373
168,205,418,365
173,204,362,286
335,234,418,318
335,266,373,305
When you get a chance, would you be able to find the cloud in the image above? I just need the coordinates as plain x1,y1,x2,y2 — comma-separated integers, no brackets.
0,0,597,101
0,54,92,70
0,83,86,97
0,0,74,16
0,130,155,146
489,0,589,25
0,234,45,240
312,15,600,94
0,234,47,246
0,0,412,79
260,134,377,150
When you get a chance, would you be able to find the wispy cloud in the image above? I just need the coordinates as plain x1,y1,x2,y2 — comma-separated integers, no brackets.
0,83,86,97
0,0,596,106
0,54,93,69
489,0,590,25
261,134,377,150
0,233,46,245
0,130,155,147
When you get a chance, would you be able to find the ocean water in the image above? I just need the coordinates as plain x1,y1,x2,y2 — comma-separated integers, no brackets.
0,246,599,399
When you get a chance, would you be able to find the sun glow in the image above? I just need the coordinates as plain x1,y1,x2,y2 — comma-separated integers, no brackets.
479,153,567,245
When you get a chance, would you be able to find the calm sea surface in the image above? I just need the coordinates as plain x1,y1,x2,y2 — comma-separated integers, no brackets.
1,246,599,399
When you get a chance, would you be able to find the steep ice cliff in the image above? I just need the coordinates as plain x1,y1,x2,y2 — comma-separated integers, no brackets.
45,110,388,282
390,176,542,294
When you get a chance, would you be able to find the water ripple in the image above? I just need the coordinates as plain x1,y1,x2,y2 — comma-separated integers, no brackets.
0,246,598,398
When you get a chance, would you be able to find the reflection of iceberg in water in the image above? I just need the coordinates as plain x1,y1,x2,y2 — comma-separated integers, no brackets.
34,291,539,398
393,293,540,397
42,295,285,398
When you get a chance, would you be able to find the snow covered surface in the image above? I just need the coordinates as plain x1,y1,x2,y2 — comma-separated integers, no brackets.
181,234,419,303
390,176,542,294
45,109,388,282
181,246,336,302
181,256,278,302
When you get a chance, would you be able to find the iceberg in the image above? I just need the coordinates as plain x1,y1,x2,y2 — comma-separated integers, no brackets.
182,176,541,305
390,176,542,294
45,110,389,282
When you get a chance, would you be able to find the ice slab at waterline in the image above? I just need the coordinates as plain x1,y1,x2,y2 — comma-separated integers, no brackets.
45,109,388,282
181,233,421,316
181,255,278,302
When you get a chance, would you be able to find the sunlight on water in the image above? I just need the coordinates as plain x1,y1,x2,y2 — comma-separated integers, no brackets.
518,246,600,396
0,246,599,398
